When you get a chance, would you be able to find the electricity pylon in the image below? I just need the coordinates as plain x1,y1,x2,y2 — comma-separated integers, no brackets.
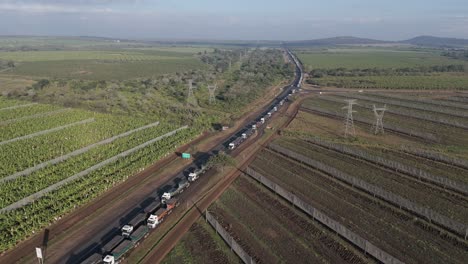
207,84,217,104
342,99,358,138
371,104,387,135
187,79,197,105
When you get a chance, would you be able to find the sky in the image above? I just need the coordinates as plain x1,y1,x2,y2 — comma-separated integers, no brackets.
1,0,468,41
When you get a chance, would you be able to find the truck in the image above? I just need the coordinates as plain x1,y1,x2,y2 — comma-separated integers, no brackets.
161,180,189,203
103,240,134,264
129,225,149,243
260,118,265,124
228,137,244,150
144,199,161,214
273,106,278,112
121,212,146,237
102,235,124,254
80,253,103,264
188,163,210,182
252,124,257,130
147,198,179,228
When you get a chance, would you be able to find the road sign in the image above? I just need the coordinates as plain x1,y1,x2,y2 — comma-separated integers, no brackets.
35,248,43,259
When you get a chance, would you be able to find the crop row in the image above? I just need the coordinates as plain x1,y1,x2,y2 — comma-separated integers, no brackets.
314,74,468,90
275,138,468,224
300,102,437,142
0,124,172,208
368,93,468,111
0,103,61,122
0,114,156,178
249,148,468,263
0,97,29,109
301,136,468,193
0,108,95,141
303,98,468,146
0,127,196,252
209,175,369,264
344,93,468,119
324,95,468,129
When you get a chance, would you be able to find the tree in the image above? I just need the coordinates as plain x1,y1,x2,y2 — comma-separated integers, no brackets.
207,152,237,173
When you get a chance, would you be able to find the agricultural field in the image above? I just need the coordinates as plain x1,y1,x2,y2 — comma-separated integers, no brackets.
196,91,468,264
248,146,468,264
0,97,198,252
301,95,468,155
205,175,372,264
0,49,208,80
163,219,241,264
296,47,468,89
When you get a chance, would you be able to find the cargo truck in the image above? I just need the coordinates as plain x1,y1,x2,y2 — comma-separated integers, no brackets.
129,225,148,243
147,198,179,228
161,180,189,203
103,240,133,264
80,253,103,264
188,163,210,182
121,212,146,237
102,235,124,254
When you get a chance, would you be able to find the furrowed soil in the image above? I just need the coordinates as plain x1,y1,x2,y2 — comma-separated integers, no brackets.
275,138,468,224
162,220,241,264
209,175,374,264
249,148,468,264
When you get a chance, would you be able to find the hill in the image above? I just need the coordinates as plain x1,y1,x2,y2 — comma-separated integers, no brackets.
286,36,389,47
402,35,468,47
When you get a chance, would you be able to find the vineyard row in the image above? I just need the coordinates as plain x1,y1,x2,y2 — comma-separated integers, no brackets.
244,168,403,264
0,118,95,146
303,137,468,195
268,143,468,238
0,103,37,111
0,108,70,126
0,126,188,213
205,210,256,264
300,106,437,142
320,96,468,130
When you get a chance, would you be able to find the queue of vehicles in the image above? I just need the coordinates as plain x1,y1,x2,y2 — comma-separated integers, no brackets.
78,49,303,264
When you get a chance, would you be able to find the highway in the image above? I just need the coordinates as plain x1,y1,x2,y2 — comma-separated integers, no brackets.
70,48,304,264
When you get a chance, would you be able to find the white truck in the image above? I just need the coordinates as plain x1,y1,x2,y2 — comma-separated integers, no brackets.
121,212,146,237
161,180,190,203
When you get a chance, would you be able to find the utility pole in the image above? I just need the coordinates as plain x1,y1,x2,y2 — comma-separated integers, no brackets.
371,104,387,135
343,99,358,138
207,84,217,104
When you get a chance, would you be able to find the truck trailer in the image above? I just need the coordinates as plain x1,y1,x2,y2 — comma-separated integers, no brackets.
80,253,103,264
103,240,133,264
129,225,149,243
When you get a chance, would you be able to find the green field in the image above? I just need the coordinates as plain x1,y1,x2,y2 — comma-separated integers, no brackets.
0,48,209,80
297,48,466,70
297,47,468,89
316,73,468,89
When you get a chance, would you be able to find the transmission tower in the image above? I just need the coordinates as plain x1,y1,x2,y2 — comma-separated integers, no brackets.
207,84,217,104
342,99,358,138
371,104,387,135
187,79,197,105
